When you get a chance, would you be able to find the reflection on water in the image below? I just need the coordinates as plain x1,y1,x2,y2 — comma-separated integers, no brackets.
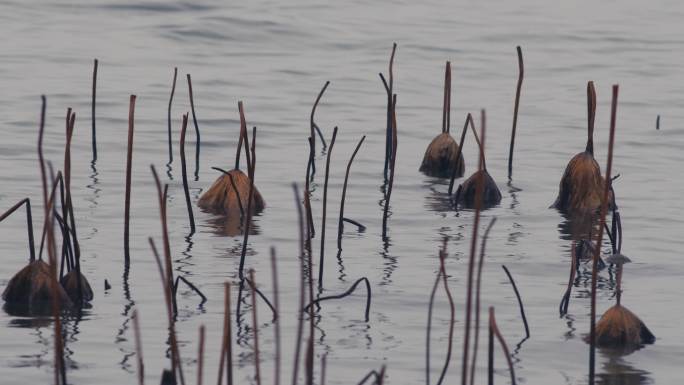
597,350,653,385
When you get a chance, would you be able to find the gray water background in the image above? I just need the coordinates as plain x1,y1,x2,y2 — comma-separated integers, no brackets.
1,0,684,384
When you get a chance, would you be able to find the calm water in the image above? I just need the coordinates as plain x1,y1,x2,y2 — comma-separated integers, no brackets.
1,0,684,384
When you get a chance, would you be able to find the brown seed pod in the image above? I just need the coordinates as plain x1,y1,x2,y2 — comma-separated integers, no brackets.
197,168,265,216
2,260,72,314
590,305,655,349
553,81,613,214
420,61,465,179
552,152,610,213
454,110,501,208
456,169,501,208
420,132,464,178
60,269,94,303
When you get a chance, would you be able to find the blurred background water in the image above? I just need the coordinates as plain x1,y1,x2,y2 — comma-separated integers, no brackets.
1,0,683,384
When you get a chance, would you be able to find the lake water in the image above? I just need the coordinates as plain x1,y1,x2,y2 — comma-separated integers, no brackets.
1,0,684,384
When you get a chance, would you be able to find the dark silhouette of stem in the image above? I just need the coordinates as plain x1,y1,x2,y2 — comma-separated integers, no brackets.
508,46,524,180
247,270,262,385
217,283,233,385
151,166,186,385
173,276,207,304
92,58,98,161
318,126,338,289
238,101,251,172
382,95,397,238
198,325,205,385
291,184,305,385
132,309,145,385
381,43,397,180
238,127,257,280
559,243,578,316
124,95,136,268
149,237,185,385
489,307,516,385
442,61,451,134
187,74,201,179
303,277,371,322
469,217,498,385
167,67,178,164
502,265,530,339
337,135,365,250
448,114,473,195
589,85,618,385
586,82,596,155
179,113,195,233
461,109,486,385
309,81,330,175
0,198,36,262
271,247,281,385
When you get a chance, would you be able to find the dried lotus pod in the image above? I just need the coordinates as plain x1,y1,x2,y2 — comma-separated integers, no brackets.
198,168,264,216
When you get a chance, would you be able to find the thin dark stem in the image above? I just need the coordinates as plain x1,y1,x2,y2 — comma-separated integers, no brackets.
238,127,257,280
65,111,83,304
448,114,472,195
179,113,196,233
303,277,371,322
489,307,516,385
586,81,596,155
425,264,441,385
305,137,316,238
149,237,185,385
461,110,486,385
357,370,380,385
0,198,36,262
487,313,494,385
187,74,201,180
381,43,397,180
243,278,277,321
320,354,327,385
342,218,365,231
238,101,252,172
132,309,145,385
436,248,455,385
38,96,48,261
92,58,98,161
382,95,398,239
508,46,524,180
248,270,262,385
198,325,205,385
337,135,366,250
589,85,618,385
559,243,578,317
292,184,305,385
167,67,178,165
467,115,487,171
151,166,186,385
124,95,136,268
501,265,530,339
310,81,330,168
217,283,233,385
173,276,207,304
469,217,498,385
271,247,281,385
313,123,327,149
318,126,338,289
442,61,451,134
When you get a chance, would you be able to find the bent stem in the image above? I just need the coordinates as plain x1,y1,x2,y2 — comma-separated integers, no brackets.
507,46,524,180
318,126,338,289
337,135,366,250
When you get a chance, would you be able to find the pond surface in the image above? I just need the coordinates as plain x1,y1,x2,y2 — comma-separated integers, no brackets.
1,0,683,384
